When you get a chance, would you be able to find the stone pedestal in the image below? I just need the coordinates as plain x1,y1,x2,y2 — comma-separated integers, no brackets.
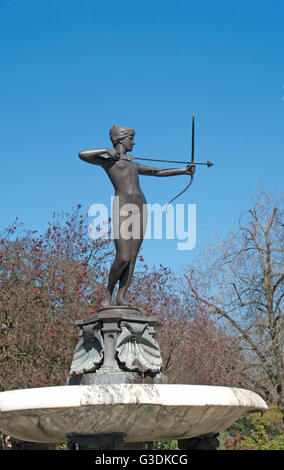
68,306,167,386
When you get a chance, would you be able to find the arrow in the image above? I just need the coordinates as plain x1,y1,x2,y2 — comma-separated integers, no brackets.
134,156,213,167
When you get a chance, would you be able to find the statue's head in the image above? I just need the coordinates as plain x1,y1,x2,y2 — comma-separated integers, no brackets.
109,125,135,152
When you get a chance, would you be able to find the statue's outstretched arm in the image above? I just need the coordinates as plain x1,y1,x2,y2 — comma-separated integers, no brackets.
137,162,194,177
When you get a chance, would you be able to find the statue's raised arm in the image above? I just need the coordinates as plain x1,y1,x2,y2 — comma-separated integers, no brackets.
78,148,116,165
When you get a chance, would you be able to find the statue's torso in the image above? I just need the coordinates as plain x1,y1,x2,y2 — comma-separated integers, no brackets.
104,159,146,206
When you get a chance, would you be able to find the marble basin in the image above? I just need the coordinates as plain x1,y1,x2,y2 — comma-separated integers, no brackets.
0,384,268,443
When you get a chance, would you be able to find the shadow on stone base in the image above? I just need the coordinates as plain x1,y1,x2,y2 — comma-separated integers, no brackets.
68,370,168,385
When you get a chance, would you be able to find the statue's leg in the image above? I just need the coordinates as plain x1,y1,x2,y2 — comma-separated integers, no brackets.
116,205,147,306
101,237,131,308
115,248,139,306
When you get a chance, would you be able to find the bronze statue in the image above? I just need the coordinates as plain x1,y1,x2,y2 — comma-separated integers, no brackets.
79,125,195,308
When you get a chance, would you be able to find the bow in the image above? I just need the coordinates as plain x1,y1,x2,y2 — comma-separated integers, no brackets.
166,113,195,206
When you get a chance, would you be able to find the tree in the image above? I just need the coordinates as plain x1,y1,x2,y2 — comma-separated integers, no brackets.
184,191,284,414
0,206,112,391
129,262,242,386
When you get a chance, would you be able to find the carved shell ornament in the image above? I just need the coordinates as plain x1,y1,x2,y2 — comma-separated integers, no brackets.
116,321,163,373
70,325,104,375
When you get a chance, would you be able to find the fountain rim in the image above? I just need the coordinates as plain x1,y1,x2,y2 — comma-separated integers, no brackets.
0,383,268,413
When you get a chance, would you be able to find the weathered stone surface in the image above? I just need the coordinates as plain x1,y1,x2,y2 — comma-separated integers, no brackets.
0,384,268,444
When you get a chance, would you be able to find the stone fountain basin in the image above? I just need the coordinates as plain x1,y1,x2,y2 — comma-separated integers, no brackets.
0,384,267,443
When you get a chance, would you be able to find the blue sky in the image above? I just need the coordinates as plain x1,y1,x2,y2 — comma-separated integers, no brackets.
0,0,283,271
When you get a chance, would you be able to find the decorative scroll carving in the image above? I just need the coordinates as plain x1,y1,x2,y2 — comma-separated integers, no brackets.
116,321,163,374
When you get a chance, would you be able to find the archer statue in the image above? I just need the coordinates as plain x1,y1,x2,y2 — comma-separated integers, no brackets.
79,120,200,308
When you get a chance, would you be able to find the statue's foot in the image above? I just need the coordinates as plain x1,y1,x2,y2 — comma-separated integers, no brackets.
100,291,112,308
116,295,131,307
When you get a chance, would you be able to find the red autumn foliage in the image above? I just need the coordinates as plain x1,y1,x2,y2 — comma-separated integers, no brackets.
0,207,111,390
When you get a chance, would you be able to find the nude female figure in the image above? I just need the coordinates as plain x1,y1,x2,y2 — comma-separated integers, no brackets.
79,125,195,308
